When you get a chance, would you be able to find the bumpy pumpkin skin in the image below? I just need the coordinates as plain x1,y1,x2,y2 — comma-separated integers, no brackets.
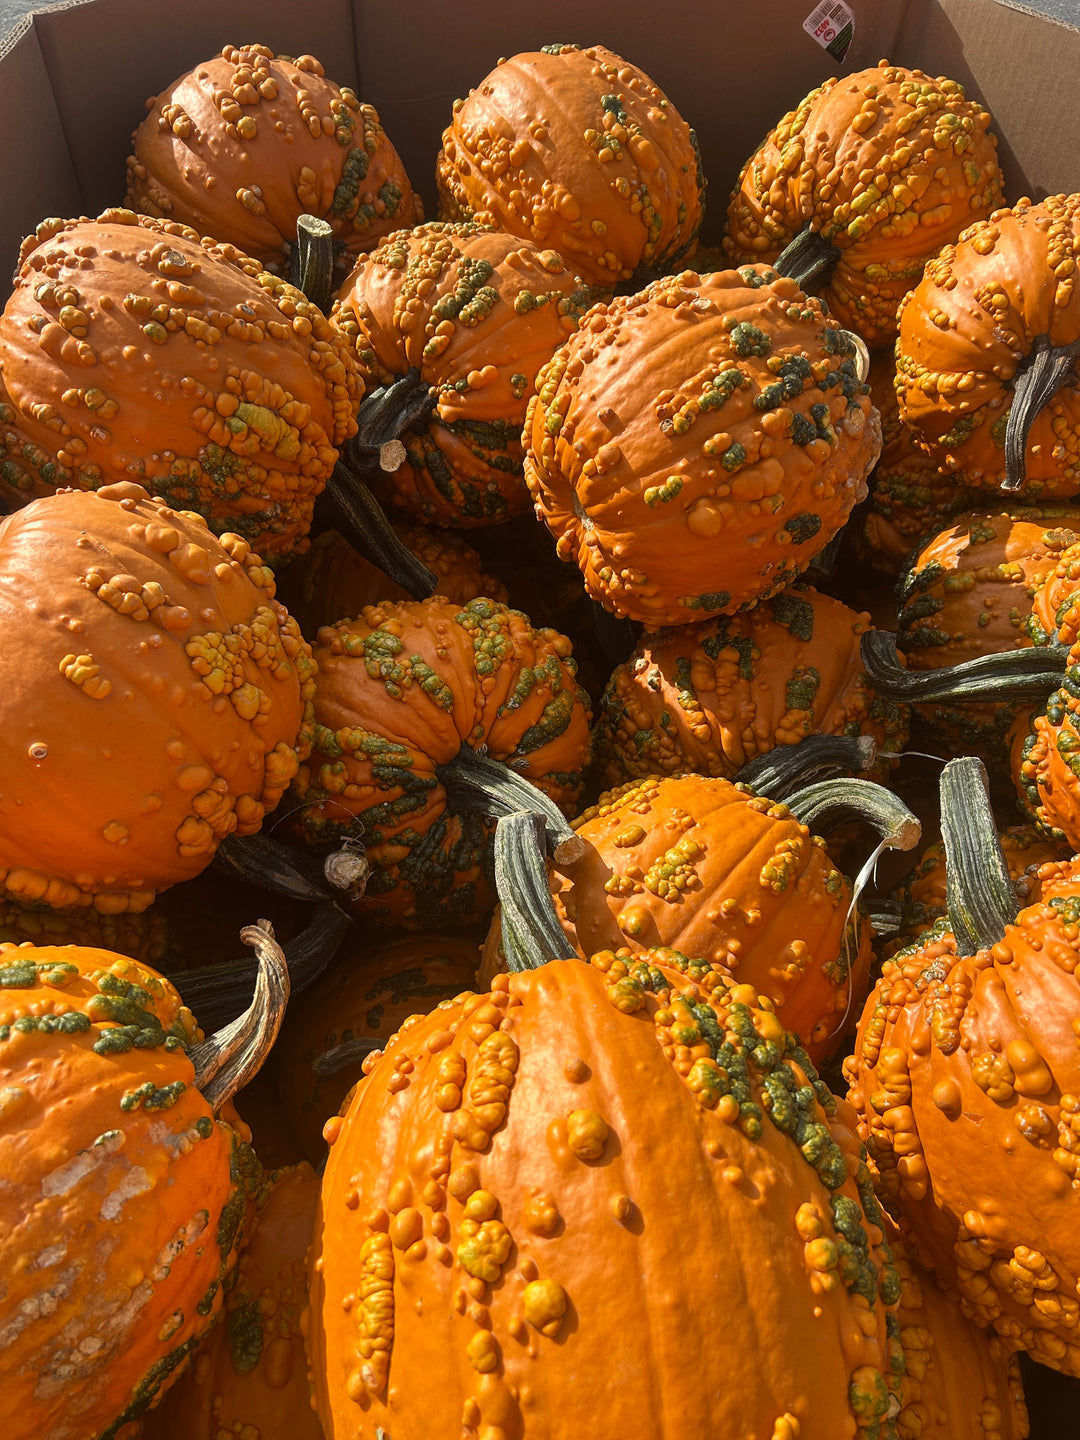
436,45,703,288
276,523,508,638
0,484,315,913
0,943,263,1440
142,1163,323,1440
307,955,903,1440
271,930,481,1162
884,826,1063,959
483,774,872,1063
290,597,591,929
846,860,1080,1376
1010,547,1080,849
523,265,881,626
0,210,361,558
126,44,421,271
890,1224,1029,1438
0,897,174,964
850,357,975,576
333,222,604,527
595,584,909,787
895,195,1080,497
722,61,1003,348
898,509,1080,760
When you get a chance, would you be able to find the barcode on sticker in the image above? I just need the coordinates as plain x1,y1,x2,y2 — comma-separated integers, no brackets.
803,0,855,62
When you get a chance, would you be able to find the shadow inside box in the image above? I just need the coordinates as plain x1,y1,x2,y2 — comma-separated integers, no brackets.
1019,1352,1080,1435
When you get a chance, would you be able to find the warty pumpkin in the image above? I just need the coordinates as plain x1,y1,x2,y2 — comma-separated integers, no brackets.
881,822,1063,960
847,355,975,577
595,583,909,787
306,948,903,1439
894,194,1080,497
846,757,1080,1377
889,1220,1029,1438
435,44,704,288
481,769,920,1063
270,928,482,1162
0,208,361,559
126,43,422,275
0,921,287,1439
523,264,881,626
141,1162,324,1440
289,595,591,929
722,60,1004,348
276,520,508,638
0,482,315,913
862,534,1080,852
0,895,174,965
896,508,1080,762
330,221,604,528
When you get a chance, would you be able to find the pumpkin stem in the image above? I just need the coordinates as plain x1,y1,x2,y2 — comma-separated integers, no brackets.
436,744,587,872
188,918,291,1112
860,628,1069,703
940,756,1016,955
495,811,578,972
345,368,438,474
213,831,368,902
865,900,904,939
290,213,335,314
737,734,878,801
316,462,438,600
774,225,842,290
314,1034,383,1079
785,777,922,855
1003,332,1080,491
173,902,352,1033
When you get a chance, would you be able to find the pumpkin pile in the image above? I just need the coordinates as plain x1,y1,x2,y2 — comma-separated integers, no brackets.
6,23,1080,1440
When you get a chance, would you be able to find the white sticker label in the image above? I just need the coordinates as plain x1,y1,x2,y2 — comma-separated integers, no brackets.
803,0,855,62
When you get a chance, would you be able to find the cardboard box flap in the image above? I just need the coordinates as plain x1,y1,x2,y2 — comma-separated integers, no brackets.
897,0,1080,201
0,12,82,280
354,0,907,241
31,0,360,226
0,0,1077,285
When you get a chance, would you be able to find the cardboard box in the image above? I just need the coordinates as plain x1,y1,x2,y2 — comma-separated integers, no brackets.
0,0,1077,284
0,0,1077,1432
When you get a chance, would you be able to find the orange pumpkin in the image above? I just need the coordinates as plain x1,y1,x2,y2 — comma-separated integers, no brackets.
846,758,1080,1376
0,483,315,913
896,508,1080,761
126,43,421,273
331,222,605,528
895,194,1080,497
595,584,908,787
0,209,361,559
289,596,591,929
481,772,921,1063
848,355,976,577
523,265,881,625
307,952,903,1439
722,60,1004,347
436,45,703,287
0,927,285,1438
276,521,508,637
890,1222,1029,1437
142,1163,323,1440
884,823,1063,958
270,929,481,1161
0,895,174,964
